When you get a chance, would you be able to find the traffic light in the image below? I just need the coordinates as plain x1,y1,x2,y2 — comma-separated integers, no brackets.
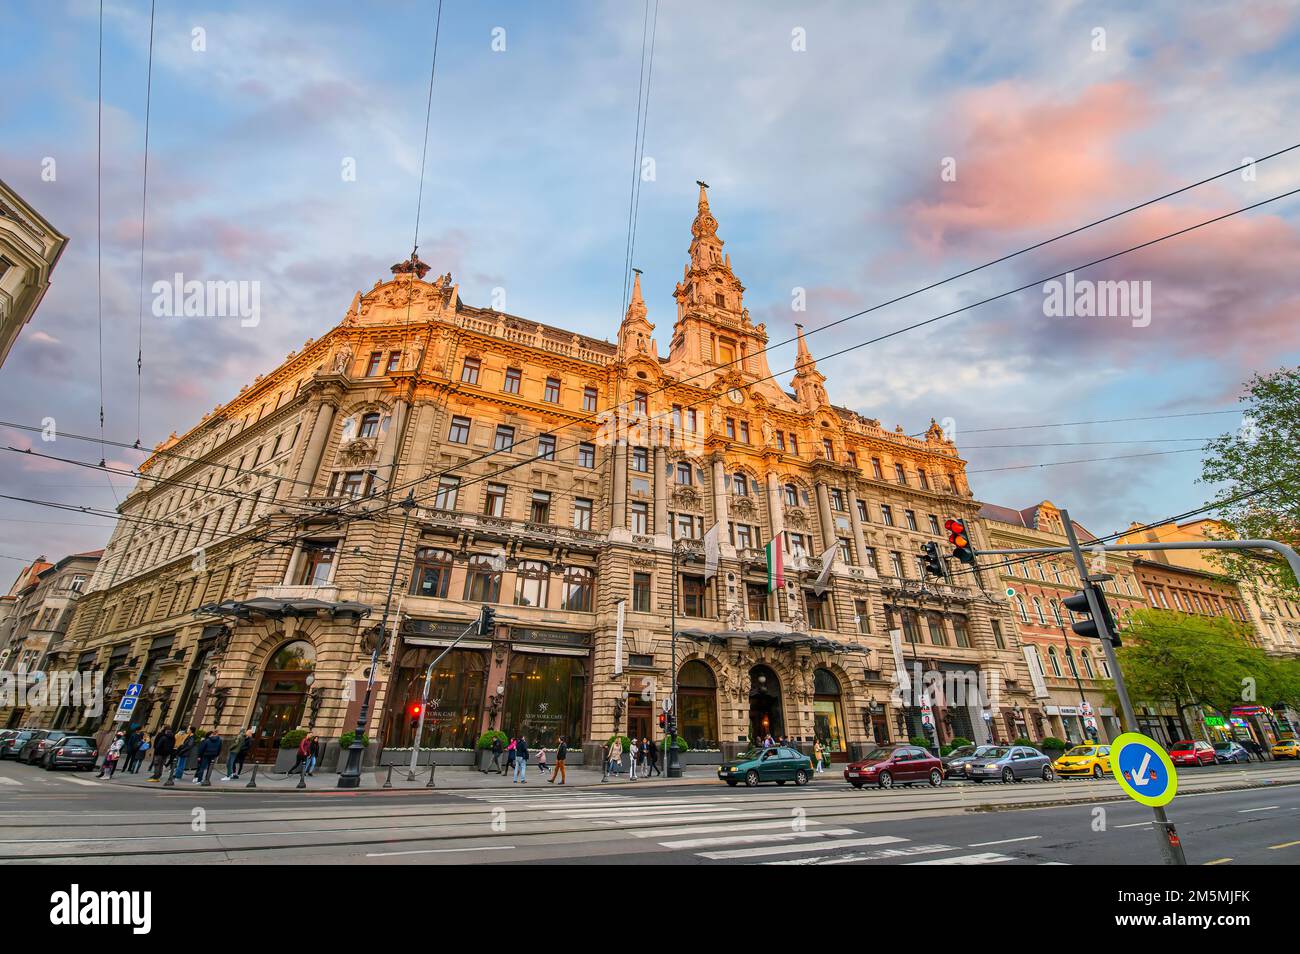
408,702,423,730
920,541,947,580
1063,584,1121,647
658,711,667,731
478,604,496,637
666,715,677,738
944,518,976,565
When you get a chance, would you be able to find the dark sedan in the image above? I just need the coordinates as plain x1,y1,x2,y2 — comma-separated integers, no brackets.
1213,741,1251,764
0,729,39,760
18,730,72,765
963,745,1055,783
43,735,99,771
942,744,998,779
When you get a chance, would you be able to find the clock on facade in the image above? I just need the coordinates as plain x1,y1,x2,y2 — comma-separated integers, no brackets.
727,387,744,404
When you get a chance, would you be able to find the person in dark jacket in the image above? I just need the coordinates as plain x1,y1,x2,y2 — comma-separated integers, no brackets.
173,726,197,779
548,736,568,785
223,729,253,780
306,735,320,776
486,735,503,773
645,737,660,777
194,731,222,784
149,726,175,781
513,734,529,783
122,728,141,773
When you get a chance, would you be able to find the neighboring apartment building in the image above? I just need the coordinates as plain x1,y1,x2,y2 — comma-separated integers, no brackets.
0,177,68,367
0,556,53,672
978,500,1147,744
40,186,1042,763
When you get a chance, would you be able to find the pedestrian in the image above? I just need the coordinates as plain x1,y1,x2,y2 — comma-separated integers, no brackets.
122,728,141,773
549,736,568,785
607,737,623,777
97,732,124,779
535,745,548,777
637,737,648,777
173,726,196,779
646,736,660,777
194,730,222,783
288,732,311,775
127,731,151,773
487,734,503,773
306,734,320,776
505,737,517,777
513,734,529,783
813,739,825,773
628,737,639,780
224,729,253,780
149,726,174,781
600,740,611,782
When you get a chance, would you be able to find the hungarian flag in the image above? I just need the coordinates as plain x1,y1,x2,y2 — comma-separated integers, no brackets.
765,532,785,593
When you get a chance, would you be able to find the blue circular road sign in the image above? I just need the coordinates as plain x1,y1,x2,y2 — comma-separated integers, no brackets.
1110,731,1178,807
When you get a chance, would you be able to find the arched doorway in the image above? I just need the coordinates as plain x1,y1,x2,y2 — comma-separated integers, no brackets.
677,660,718,750
748,664,784,743
247,640,316,762
812,668,848,761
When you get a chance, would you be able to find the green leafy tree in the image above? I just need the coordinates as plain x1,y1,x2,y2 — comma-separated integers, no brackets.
1114,609,1270,733
1200,367,1300,596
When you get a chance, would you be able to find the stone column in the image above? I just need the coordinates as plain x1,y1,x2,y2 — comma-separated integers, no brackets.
297,401,338,495
611,443,628,530
377,398,409,491
846,487,869,565
653,447,668,536
814,482,835,551
711,457,729,529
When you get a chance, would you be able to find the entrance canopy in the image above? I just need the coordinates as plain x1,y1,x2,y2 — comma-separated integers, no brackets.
194,598,371,621
678,628,867,655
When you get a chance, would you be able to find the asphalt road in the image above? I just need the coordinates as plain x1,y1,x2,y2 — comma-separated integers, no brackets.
2,756,1296,865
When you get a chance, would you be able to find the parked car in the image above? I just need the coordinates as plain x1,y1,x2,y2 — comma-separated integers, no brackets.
1213,741,1251,764
1272,737,1299,760
964,745,1055,783
1053,744,1112,778
42,735,99,771
1,729,41,760
718,746,813,787
1168,739,1216,767
18,730,72,765
942,744,998,779
844,744,943,789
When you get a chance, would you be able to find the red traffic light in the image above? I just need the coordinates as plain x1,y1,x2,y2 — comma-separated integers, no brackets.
408,703,422,718
944,518,969,548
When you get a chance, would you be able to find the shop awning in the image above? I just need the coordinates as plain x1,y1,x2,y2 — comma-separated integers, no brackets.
677,628,866,654
194,598,372,621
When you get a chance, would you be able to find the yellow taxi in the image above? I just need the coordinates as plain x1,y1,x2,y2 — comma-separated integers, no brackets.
1271,737,1299,760
1053,743,1112,778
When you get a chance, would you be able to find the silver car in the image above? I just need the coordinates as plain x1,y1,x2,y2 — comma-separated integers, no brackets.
964,745,1055,783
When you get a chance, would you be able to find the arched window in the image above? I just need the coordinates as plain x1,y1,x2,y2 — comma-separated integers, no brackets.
1050,599,1063,626
514,560,550,608
1032,597,1047,626
410,547,454,599
1047,646,1062,677
1065,648,1079,678
562,566,595,612
463,555,502,603
784,483,799,507
247,640,317,761
1097,652,1111,679
1015,595,1029,623
267,640,315,672
1081,649,1095,679
812,668,847,755
358,412,381,438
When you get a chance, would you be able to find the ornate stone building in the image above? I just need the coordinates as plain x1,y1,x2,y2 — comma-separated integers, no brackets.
43,187,1044,764
0,176,68,368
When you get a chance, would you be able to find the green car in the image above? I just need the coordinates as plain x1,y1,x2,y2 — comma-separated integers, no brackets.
718,746,814,787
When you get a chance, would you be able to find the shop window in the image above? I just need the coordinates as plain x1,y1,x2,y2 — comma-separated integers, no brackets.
812,668,846,754
387,648,486,750
677,660,718,749
504,653,586,749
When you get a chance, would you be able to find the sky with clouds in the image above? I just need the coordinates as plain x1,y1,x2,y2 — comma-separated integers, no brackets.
2,0,1300,575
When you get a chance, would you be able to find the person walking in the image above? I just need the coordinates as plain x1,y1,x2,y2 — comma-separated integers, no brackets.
505,737,517,778
549,736,568,785
194,730,222,784
305,734,320,776
513,734,529,783
607,737,623,778
149,726,175,781
646,737,660,777
224,729,253,780
126,731,150,773
121,728,141,774
535,745,548,778
628,737,639,780
97,732,124,779
173,726,196,779
286,732,311,775
487,734,503,774
813,739,825,774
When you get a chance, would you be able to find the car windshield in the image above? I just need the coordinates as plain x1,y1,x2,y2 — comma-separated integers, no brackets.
1065,746,1097,756
978,747,1010,759
1170,740,1194,750
1213,742,1234,751
859,747,899,761
947,746,977,758
61,738,93,748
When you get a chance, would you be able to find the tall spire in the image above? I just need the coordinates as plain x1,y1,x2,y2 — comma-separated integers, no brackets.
791,323,827,408
618,267,656,359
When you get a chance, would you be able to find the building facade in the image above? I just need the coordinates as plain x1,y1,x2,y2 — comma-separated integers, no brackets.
40,187,1045,763
978,501,1147,744
0,177,68,367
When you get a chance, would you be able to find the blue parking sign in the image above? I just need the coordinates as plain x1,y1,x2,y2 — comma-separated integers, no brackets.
1110,732,1178,807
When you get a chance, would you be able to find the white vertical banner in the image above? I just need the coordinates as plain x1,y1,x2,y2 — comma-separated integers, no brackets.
1022,644,1049,699
614,600,626,676
889,628,911,704
812,543,838,595
703,523,721,580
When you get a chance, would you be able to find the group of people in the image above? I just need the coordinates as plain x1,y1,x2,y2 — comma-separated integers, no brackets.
94,725,233,783
484,734,570,784
284,733,320,777
603,736,662,780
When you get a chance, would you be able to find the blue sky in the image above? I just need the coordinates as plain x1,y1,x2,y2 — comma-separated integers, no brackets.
3,0,1300,569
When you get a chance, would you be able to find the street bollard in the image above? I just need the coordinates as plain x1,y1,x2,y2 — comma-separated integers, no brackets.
383,765,393,789
296,766,307,789
425,759,437,788
246,762,258,788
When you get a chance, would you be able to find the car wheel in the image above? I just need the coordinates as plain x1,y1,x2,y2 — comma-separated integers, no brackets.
795,769,809,786
1092,764,1104,779
1041,765,1055,782
725,779,738,786
1001,767,1014,784
928,768,942,787
744,770,760,787
878,770,893,789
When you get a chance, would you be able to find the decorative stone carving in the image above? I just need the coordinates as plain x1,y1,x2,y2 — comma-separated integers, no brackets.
784,507,809,530
332,346,353,374
671,485,702,510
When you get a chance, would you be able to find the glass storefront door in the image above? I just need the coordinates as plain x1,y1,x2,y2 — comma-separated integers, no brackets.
503,652,587,749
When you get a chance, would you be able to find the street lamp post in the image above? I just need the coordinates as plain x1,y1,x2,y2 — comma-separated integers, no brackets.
338,491,417,789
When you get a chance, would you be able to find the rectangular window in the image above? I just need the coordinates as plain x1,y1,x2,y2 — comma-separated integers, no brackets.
739,420,750,444
298,542,337,586
634,392,648,416
837,538,855,565
675,462,692,485
928,514,941,535
991,619,1006,649
854,599,871,634
630,501,649,534
830,488,846,511
573,498,593,530
484,483,507,517
889,551,904,577
530,491,552,524
822,438,835,461
725,418,736,440
340,471,368,498
746,584,769,621
917,469,930,490
927,615,948,646
461,357,480,384
578,442,595,468
583,387,598,412
632,572,652,612
503,368,521,394
386,351,402,373
952,616,971,648
895,464,907,485
717,338,736,364
880,504,894,526
448,416,471,444
846,451,857,469
537,434,556,460
789,533,810,559
776,431,786,451
494,425,515,451
864,547,877,572
789,434,800,455
434,476,460,511
631,447,649,473
365,352,383,377
905,510,918,531
871,458,883,480
544,377,561,403
732,524,754,550
804,590,831,630
857,499,869,522
681,575,707,618
674,513,701,540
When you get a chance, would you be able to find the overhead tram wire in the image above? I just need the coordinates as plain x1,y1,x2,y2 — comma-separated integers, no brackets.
380,184,1300,516
620,0,658,316
135,0,156,448
909,408,1241,438
96,0,107,468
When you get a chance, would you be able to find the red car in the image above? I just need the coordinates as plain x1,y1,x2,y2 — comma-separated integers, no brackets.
1168,739,1215,767
844,744,943,789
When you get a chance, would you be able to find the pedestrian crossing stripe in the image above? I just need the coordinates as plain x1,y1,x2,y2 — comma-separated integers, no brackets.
907,852,1015,865
0,777,20,786
698,835,908,861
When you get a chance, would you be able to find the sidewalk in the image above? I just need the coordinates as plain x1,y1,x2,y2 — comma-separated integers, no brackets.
108,762,719,793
